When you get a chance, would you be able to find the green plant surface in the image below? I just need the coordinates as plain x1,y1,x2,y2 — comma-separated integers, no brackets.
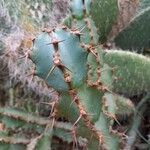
70,0,84,19
57,93,81,123
30,26,150,149
70,0,92,19
0,107,50,125
57,94,101,148
53,128,73,143
138,0,150,12
31,28,88,91
2,0,150,149
103,50,150,96
0,143,26,150
0,107,81,149
64,0,99,45
35,133,52,150
71,18,99,45
114,1,150,52
30,25,150,150
108,93,134,116
87,52,99,83
95,113,120,150
56,86,120,149
31,32,69,92
77,84,103,122
91,0,118,42
0,133,27,150
54,28,88,88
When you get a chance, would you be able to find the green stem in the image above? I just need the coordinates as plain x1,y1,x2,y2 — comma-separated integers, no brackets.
124,93,150,150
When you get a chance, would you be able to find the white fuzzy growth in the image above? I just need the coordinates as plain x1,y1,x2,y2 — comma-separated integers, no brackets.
0,0,69,99
106,49,150,61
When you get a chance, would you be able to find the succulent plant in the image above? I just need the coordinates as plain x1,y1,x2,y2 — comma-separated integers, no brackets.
114,0,150,52
1,0,150,149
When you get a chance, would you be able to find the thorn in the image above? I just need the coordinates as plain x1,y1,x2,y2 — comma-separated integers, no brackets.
32,38,35,43
79,25,86,33
49,101,57,118
53,52,72,72
64,65,72,72
81,44,97,57
72,25,86,32
56,62,72,73
98,139,102,148
71,25,86,36
49,89,56,94
44,117,55,134
72,127,78,150
73,114,82,126
106,88,114,94
70,95,78,107
45,65,56,80
71,30,84,36
90,48,98,58
112,115,121,126
40,102,56,117
47,39,65,52
47,39,65,45
106,113,121,126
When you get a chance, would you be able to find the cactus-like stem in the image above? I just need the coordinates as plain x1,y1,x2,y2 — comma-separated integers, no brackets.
91,0,118,42
2,0,149,149
103,50,150,95
115,0,150,52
